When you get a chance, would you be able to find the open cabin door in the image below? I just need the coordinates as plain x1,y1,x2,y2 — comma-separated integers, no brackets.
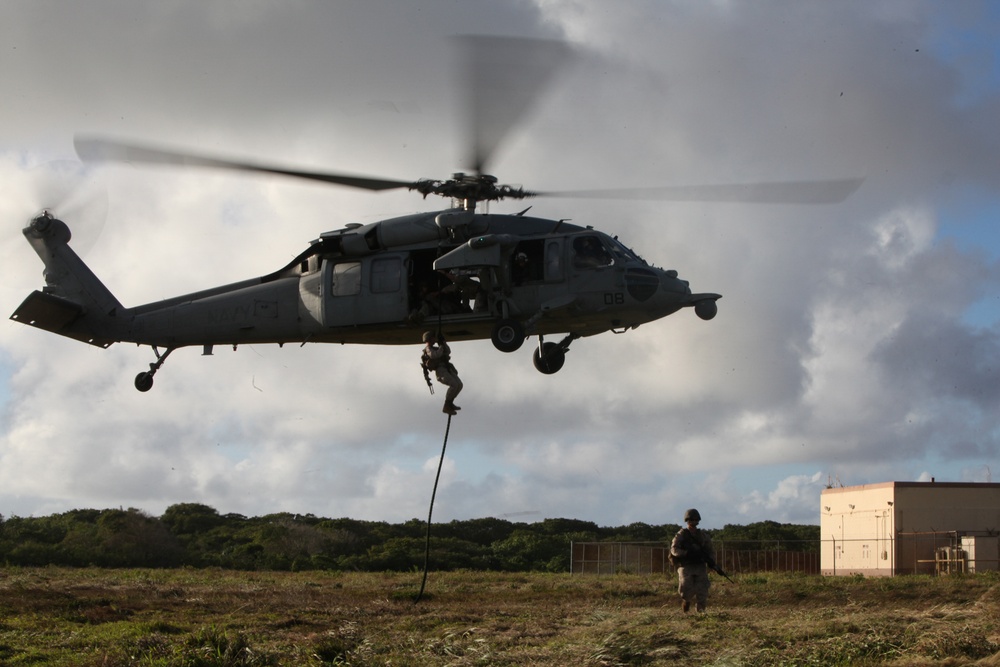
323,254,408,328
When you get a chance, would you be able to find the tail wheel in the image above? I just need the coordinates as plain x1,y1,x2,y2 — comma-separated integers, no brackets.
533,342,566,374
491,319,525,352
134,372,154,392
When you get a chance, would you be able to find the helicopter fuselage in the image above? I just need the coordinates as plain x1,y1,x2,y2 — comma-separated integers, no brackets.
12,209,719,388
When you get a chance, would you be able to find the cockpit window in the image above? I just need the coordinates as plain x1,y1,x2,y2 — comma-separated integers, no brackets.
572,235,613,269
607,237,642,264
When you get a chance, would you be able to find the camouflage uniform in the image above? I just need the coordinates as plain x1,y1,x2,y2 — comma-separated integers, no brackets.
670,518,716,613
422,332,463,415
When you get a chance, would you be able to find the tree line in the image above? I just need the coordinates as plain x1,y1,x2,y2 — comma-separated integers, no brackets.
0,504,819,572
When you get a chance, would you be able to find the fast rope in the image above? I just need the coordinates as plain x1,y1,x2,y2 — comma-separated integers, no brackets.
414,272,453,603
414,412,452,603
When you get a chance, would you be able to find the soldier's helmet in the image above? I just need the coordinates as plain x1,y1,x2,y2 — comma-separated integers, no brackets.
684,508,701,523
422,331,436,343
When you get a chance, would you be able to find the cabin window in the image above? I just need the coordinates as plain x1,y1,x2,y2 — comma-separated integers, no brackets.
331,261,361,296
572,235,613,269
371,257,402,294
545,240,563,281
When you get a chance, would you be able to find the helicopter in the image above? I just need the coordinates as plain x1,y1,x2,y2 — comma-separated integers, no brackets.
10,37,861,392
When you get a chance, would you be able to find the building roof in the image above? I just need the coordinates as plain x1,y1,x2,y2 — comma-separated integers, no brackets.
821,481,1000,496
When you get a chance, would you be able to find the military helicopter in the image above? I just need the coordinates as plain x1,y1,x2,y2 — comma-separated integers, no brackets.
10,37,861,392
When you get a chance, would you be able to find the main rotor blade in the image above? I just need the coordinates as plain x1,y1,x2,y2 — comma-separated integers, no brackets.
74,137,415,192
536,177,865,205
458,35,572,175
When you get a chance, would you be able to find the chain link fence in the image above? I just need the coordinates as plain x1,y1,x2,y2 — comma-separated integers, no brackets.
570,540,819,575
572,533,999,576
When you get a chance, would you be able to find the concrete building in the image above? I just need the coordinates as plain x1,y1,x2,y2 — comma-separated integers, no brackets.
821,481,1000,576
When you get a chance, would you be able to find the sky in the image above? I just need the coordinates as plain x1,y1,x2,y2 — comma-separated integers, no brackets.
2,1,999,530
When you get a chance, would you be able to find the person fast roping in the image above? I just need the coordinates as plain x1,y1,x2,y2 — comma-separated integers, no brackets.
421,331,463,416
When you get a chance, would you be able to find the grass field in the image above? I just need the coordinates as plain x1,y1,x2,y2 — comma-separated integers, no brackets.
1,567,999,666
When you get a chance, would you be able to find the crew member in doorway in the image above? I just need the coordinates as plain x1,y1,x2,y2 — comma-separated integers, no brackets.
421,331,463,415
512,252,530,286
670,508,716,613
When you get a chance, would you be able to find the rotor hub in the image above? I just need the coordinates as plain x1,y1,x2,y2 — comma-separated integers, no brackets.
409,173,534,208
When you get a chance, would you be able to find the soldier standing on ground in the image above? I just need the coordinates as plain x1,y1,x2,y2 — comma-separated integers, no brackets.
670,508,716,613
421,331,463,416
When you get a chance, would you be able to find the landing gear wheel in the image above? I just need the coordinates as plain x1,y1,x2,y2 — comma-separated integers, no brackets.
491,319,525,353
134,372,154,392
533,342,566,374
133,346,175,392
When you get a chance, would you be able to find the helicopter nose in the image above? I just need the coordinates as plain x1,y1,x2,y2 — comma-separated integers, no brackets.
660,269,691,294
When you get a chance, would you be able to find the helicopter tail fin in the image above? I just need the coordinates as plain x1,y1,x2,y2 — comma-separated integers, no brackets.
10,213,123,348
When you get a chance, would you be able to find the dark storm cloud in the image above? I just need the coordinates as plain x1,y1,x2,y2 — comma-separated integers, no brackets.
873,314,1000,406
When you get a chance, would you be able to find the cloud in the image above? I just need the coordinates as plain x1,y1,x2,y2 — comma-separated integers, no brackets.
2,1,1000,529
737,472,826,523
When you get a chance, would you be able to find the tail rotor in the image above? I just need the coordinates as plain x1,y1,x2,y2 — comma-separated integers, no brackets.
18,159,108,257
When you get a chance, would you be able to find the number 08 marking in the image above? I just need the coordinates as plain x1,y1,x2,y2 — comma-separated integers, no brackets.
604,292,624,305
